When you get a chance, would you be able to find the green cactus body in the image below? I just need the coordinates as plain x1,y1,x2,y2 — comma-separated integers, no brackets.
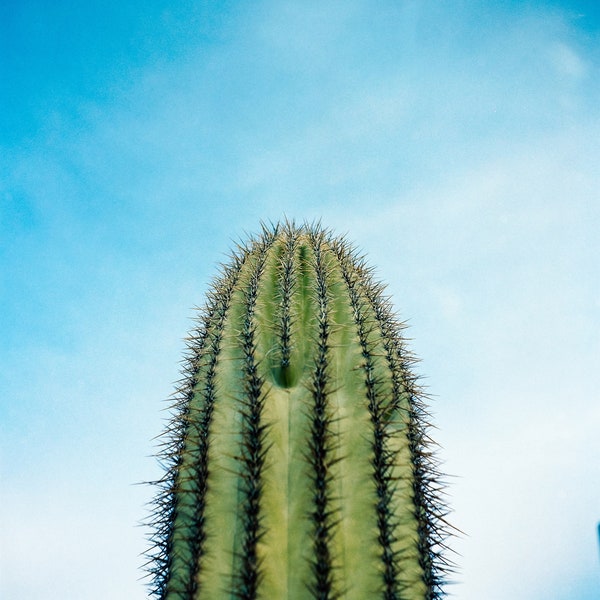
147,222,450,599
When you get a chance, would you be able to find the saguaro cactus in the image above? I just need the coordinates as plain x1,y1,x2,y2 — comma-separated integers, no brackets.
146,221,451,599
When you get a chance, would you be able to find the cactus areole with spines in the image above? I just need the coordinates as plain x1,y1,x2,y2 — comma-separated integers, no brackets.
146,221,451,599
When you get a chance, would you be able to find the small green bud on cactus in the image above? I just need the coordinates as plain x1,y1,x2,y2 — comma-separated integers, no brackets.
146,221,451,599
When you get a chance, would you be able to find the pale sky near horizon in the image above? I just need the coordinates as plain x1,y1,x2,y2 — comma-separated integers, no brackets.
1,1,599,598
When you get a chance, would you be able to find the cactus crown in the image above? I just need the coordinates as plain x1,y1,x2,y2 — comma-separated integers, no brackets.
145,221,452,599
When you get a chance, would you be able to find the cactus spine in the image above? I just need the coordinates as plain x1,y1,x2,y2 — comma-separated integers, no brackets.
147,222,450,599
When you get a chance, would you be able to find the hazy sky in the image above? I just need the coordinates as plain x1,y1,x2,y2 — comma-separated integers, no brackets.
1,1,599,598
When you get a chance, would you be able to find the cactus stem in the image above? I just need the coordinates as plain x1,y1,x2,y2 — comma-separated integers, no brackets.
144,221,453,600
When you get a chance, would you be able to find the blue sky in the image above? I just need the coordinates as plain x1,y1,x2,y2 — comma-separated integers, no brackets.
1,1,599,598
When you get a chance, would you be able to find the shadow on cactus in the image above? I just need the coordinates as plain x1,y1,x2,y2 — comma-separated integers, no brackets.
144,221,454,599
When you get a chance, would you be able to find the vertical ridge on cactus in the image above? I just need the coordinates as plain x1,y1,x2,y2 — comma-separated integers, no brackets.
145,221,452,599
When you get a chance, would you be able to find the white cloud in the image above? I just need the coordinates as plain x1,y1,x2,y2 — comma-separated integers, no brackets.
550,41,588,80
